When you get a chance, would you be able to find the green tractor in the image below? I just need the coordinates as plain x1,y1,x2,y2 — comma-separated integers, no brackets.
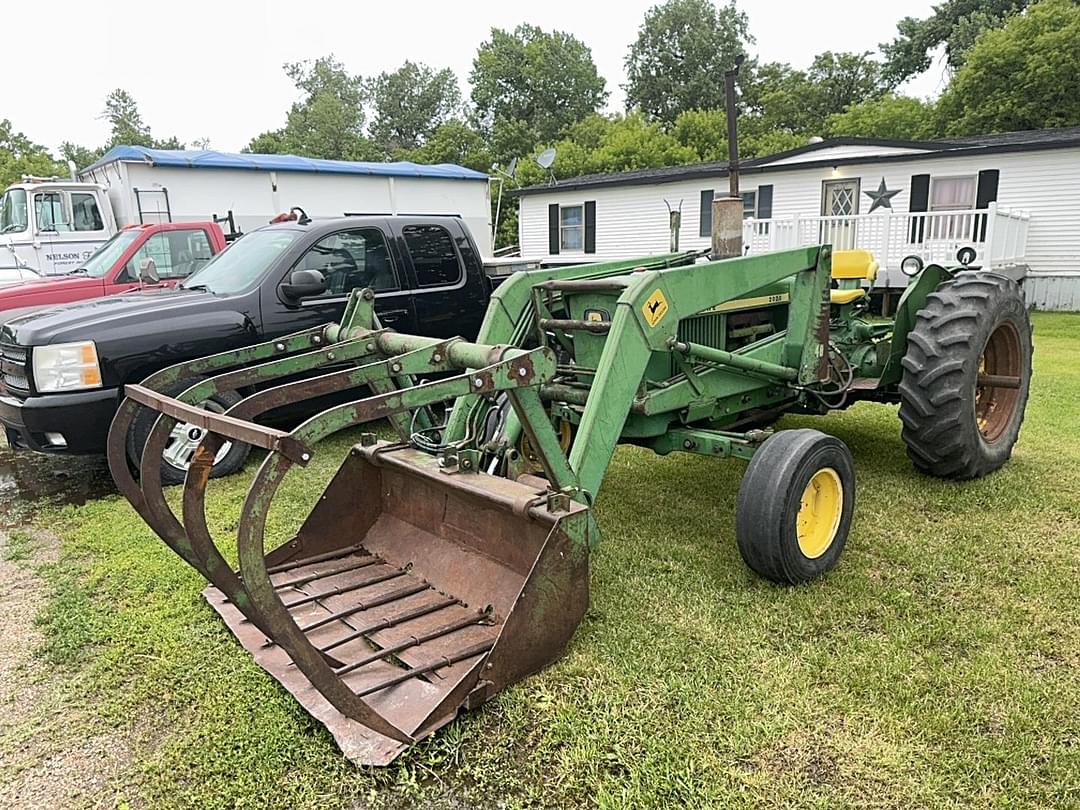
108,245,1032,764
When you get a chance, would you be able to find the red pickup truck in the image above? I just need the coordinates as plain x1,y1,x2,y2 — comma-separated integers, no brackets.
0,222,228,317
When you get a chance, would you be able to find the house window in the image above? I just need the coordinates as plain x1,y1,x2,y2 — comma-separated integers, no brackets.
930,175,977,211
559,204,584,251
742,191,757,219
701,188,770,238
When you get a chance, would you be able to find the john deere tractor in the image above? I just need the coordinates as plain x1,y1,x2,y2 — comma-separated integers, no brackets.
108,245,1032,764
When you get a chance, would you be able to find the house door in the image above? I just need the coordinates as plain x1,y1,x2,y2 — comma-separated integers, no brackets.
821,179,860,250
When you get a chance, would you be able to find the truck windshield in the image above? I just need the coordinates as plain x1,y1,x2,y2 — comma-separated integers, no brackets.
180,230,300,295
76,230,142,277
0,189,28,234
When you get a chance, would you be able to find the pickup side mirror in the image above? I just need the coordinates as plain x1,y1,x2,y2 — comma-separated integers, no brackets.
280,269,326,301
139,258,160,285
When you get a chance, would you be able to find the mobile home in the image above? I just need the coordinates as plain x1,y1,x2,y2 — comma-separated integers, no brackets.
513,127,1080,310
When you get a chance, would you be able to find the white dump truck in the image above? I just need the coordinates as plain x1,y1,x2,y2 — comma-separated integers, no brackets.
0,146,493,276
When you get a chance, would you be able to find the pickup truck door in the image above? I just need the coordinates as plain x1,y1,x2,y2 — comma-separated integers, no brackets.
107,228,217,294
393,220,487,341
268,224,417,335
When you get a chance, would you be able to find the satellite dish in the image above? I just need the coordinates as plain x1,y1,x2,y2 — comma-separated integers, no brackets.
536,148,557,170
507,157,518,178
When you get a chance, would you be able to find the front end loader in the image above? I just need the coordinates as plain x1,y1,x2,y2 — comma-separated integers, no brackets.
107,245,1032,764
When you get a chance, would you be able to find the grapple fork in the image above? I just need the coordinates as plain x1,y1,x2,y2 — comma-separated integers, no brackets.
107,316,592,763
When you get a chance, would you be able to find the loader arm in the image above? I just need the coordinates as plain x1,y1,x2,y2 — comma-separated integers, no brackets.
565,246,830,498
444,251,700,442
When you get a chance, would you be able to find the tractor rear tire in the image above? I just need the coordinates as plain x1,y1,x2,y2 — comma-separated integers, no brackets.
736,429,855,584
898,272,1032,479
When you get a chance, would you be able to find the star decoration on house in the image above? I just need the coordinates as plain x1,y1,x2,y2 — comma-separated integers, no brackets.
864,177,901,213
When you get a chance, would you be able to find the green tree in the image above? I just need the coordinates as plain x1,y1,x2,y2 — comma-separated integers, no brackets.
59,141,104,172
470,24,608,160
102,88,152,147
881,0,1027,84
744,52,889,141
100,88,184,150
826,94,939,140
670,107,802,162
805,51,891,119
515,113,696,186
936,0,1080,135
624,0,752,125
248,56,377,160
403,120,492,173
0,120,64,188
369,62,462,154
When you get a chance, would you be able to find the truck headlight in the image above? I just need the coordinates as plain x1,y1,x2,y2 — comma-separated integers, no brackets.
32,341,102,392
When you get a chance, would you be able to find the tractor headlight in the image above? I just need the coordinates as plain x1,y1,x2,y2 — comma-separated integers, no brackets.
900,255,924,277
32,341,102,392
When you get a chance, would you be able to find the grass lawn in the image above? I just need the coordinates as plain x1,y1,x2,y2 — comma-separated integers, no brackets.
5,312,1079,808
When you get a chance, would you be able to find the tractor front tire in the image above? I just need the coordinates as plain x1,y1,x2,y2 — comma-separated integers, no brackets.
736,429,855,584
898,272,1032,479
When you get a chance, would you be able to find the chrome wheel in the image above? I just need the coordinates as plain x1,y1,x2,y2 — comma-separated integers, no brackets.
163,401,232,472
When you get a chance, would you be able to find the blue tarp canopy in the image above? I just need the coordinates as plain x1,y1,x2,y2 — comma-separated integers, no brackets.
84,146,488,181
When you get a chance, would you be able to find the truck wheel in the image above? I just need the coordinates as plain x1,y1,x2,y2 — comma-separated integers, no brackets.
898,272,1032,479
736,429,855,584
126,379,251,485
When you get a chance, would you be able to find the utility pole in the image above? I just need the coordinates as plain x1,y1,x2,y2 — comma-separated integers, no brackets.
711,54,745,259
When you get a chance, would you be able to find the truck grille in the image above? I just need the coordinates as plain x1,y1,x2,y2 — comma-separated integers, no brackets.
0,340,30,395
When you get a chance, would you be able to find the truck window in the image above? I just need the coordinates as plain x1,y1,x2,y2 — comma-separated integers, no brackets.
402,224,462,287
121,230,215,281
71,193,105,232
34,192,71,232
81,230,143,277
0,189,28,234
295,228,398,296
181,230,300,295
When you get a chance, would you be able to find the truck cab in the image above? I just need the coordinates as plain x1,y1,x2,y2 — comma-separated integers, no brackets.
0,215,492,480
0,179,117,276
0,221,228,317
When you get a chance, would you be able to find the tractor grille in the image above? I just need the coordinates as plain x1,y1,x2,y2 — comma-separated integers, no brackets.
0,340,30,395
678,311,726,348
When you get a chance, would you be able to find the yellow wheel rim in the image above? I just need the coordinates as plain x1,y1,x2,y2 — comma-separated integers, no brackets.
796,468,843,559
517,419,574,465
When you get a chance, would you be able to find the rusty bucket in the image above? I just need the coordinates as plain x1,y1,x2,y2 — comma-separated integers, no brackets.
210,443,590,765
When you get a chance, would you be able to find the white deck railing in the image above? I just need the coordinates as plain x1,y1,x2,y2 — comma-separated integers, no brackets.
742,203,1030,283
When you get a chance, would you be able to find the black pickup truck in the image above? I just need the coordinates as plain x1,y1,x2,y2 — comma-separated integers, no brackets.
0,215,492,481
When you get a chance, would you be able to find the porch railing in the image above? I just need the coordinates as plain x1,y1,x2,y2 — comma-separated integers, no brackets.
742,203,1030,283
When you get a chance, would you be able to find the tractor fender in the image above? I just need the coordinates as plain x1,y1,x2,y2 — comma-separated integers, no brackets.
879,264,952,386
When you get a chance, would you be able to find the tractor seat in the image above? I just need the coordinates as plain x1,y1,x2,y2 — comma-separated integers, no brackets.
830,288,868,305
829,249,879,305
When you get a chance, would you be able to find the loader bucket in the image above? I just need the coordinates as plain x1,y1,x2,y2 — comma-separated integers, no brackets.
210,442,590,765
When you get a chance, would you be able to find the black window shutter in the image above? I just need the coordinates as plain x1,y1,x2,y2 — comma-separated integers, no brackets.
974,169,999,240
909,173,930,243
548,203,560,254
756,185,773,219
975,169,999,208
699,189,713,237
584,201,596,254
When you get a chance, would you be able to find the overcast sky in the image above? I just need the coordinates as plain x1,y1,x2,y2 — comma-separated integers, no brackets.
6,0,944,155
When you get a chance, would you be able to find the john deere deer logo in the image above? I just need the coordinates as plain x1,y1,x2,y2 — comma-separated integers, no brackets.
642,289,669,327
